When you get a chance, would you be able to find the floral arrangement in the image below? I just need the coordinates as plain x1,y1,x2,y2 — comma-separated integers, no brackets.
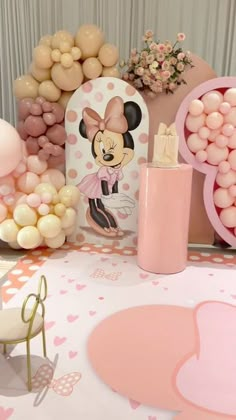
122,30,193,97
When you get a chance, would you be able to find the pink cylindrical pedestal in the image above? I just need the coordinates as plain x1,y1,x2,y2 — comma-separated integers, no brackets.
137,163,193,274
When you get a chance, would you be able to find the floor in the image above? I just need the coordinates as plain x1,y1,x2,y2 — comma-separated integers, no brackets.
0,243,236,420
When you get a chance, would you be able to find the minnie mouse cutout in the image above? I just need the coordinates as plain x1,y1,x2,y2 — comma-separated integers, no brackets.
78,96,142,237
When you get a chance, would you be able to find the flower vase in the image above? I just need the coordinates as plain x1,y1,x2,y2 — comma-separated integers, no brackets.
139,54,217,245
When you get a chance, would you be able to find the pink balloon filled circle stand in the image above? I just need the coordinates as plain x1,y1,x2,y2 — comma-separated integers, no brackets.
175,77,236,247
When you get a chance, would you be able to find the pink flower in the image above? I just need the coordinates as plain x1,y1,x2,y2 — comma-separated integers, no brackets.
150,42,159,51
123,72,129,81
131,48,137,56
131,55,139,64
170,57,177,65
143,29,154,42
143,74,151,86
146,54,154,64
162,61,170,70
136,66,144,76
156,43,166,52
169,82,177,91
165,44,173,53
161,70,171,80
141,51,148,58
177,52,185,60
177,62,185,71
156,52,165,62
177,32,186,42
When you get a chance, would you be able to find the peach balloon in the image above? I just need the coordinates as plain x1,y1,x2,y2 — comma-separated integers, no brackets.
58,91,74,109
218,161,231,174
196,150,207,162
38,80,61,102
206,143,228,165
51,48,61,63
17,172,40,194
51,30,74,50
213,188,234,208
187,133,207,153
206,112,224,130
188,99,204,117
17,226,42,249
222,123,234,137
98,43,119,67
45,230,66,248
13,75,39,99
82,57,103,79
59,41,71,53
58,185,80,207
13,203,38,226
33,45,53,69
39,35,52,47
216,170,236,188
51,62,84,91
224,88,236,106
228,150,236,170
0,219,20,242
0,119,23,176
37,214,62,238
185,113,205,132
219,102,231,114
215,134,228,148
71,47,81,61
220,206,236,228
30,62,51,82
60,207,76,228
208,128,221,141
198,126,210,139
75,24,104,59
201,91,223,114
224,107,236,126
102,66,121,78
40,168,65,190
228,132,236,149
61,53,74,68
27,155,48,174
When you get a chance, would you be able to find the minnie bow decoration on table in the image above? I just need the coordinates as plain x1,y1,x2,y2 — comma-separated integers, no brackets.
90,268,122,281
152,122,180,167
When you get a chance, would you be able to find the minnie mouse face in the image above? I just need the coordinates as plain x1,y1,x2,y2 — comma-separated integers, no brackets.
93,129,134,169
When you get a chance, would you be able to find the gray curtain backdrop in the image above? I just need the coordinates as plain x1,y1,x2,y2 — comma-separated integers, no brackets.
0,0,235,124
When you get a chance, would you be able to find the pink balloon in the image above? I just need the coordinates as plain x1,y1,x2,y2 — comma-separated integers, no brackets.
38,135,49,147
188,99,204,116
26,136,40,154
198,126,210,140
216,170,236,188
218,161,231,174
201,91,223,114
228,150,236,170
46,124,66,145
215,134,228,148
228,131,236,149
51,145,63,156
185,113,206,133
196,150,207,162
187,133,207,153
18,98,34,120
213,187,234,208
43,142,54,154
208,129,221,141
222,123,234,137
224,107,236,126
26,193,41,208
48,149,65,168
17,121,28,140
17,171,40,194
43,112,56,126
224,88,236,106
24,115,47,137
206,143,229,165
229,185,236,197
31,103,43,116
38,149,49,161
42,101,53,112
35,96,46,105
220,206,236,228
0,119,23,176
52,103,65,123
219,102,231,114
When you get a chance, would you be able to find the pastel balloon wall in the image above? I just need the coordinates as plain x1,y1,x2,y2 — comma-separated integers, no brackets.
176,77,236,247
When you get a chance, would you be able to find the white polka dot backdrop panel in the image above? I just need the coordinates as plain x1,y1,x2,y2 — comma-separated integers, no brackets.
65,77,149,248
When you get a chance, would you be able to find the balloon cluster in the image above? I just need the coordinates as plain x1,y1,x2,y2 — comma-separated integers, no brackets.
13,25,120,107
17,96,66,167
185,87,236,234
0,119,80,249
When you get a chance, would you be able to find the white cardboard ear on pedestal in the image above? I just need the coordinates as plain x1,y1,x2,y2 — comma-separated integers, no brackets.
65,77,149,248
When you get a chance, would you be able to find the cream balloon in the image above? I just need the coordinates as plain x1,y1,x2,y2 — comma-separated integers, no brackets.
60,207,77,228
51,62,84,91
102,66,121,78
13,75,39,99
30,62,51,82
33,45,53,69
98,43,119,67
38,80,61,102
39,35,52,47
8,240,23,250
0,219,20,242
0,202,7,223
17,226,42,249
58,91,74,109
35,182,57,196
82,57,103,79
61,53,74,68
58,185,80,207
75,24,104,59
13,203,38,226
71,47,81,61
51,48,61,63
37,214,62,238
51,30,74,49
54,202,66,217
45,230,66,248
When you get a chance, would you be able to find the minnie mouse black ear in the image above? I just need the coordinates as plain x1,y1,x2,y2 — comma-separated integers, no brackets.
79,119,88,139
124,101,142,131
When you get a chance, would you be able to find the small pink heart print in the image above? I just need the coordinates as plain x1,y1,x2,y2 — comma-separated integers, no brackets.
67,314,79,323
89,310,96,316
139,273,149,279
129,399,141,409
152,281,159,286
60,290,67,294
112,263,117,266
68,278,75,283
69,351,78,359
44,321,55,331
98,297,104,300
231,294,236,299
148,416,157,420
0,407,14,419
101,257,108,262
54,336,67,346
76,284,86,291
